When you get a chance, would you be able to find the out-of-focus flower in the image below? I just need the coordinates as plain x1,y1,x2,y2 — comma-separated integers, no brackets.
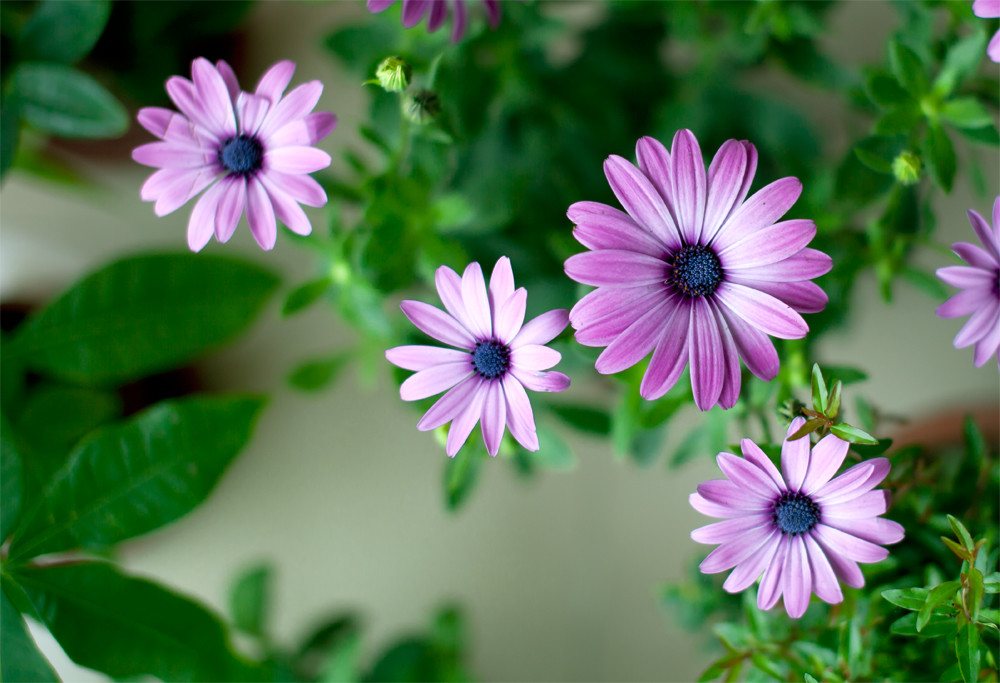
133,59,337,251
689,417,904,619
403,89,442,125
366,0,502,43
386,257,570,457
936,196,1000,370
973,0,1000,63
374,56,412,92
564,130,832,410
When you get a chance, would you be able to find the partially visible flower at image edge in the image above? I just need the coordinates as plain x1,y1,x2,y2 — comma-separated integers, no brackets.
936,195,1000,371
973,0,1000,63
689,417,904,619
565,130,832,411
386,257,570,457
367,0,502,43
133,58,337,251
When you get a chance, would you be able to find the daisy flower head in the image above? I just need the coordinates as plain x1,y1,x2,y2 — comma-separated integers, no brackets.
386,257,570,457
133,58,337,251
973,0,1000,62
367,0,502,43
689,417,904,619
936,196,1000,370
564,130,832,411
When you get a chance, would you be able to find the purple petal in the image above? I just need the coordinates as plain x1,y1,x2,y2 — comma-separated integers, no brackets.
953,242,997,270
936,287,985,319
449,0,467,42
400,362,474,401
800,433,850,495
973,308,1000,366
266,146,331,174
435,266,477,336
137,107,179,138
565,250,668,288
165,75,216,134
782,535,812,618
427,0,447,30
711,177,802,252
604,155,681,248
954,299,1000,348
669,129,707,245
141,167,195,201
386,345,471,371
401,0,431,27
738,279,828,314
756,537,788,610
812,524,889,564
481,381,507,456
303,112,337,144
710,300,742,409
186,180,226,252
813,458,889,505
260,178,312,236
700,525,777,573
512,344,561,372
717,452,782,496
688,297,724,410
781,417,810,491
367,0,397,11
259,81,324,140
264,171,327,207
482,0,501,28
691,515,772,544
502,375,538,451
132,142,213,169
215,60,240,102
814,535,865,589
697,479,774,511
418,374,479,431
990,30,1000,63
732,248,833,282
702,139,748,242
446,379,487,457
719,303,780,380
511,368,570,393
595,297,675,374
153,167,215,216
803,534,843,605
400,300,476,349
822,490,890,519
969,207,1000,262
494,288,527,345
722,533,780,593
488,257,516,327
714,282,809,340
570,286,663,347
569,204,671,257
689,491,759,519
461,261,492,340
214,176,246,243
638,301,690,400
512,309,568,348
246,177,277,250
824,517,904,546
192,57,237,137
236,93,270,137
740,438,786,491
973,0,1000,18
718,219,817,269
937,265,996,289
634,136,675,218
255,60,295,104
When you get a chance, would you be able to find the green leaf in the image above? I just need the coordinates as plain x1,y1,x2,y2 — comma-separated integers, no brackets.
295,616,361,682
947,515,976,553
968,568,984,624
923,123,956,193
18,0,111,64
957,122,1000,147
12,62,128,139
317,628,362,683
8,253,279,386
364,638,437,683
934,30,988,96
823,365,868,385
902,266,950,299
289,353,350,392
444,446,481,511
890,612,956,638
866,71,910,106
889,40,927,95
1,414,24,542
984,572,1000,594
941,97,994,130
827,380,842,419
1,94,19,182
873,106,923,136
955,619,981,683
16,384,120,454
943,537,973,562
963,416,988,471
788,417,824,441
918,581,961,631
9,396,265,561
804,675,819,683
811,364,828,413
882,587,930,611
17,561,251,681
283,277,332,317
548,404,611,436
230,563,271,638
1,581,60,682
829,423,879,445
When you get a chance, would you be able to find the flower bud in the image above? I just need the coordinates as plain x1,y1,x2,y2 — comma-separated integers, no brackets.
374,56,412,93
892,151,921,186
403,89,441,125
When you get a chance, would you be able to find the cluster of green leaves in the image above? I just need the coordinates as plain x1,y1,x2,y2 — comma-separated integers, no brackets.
785,364,879,446
227,563,474,682
1,253,278,681
0,0,127,181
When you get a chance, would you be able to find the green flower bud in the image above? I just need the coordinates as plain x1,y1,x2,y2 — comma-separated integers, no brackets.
892,151,921,186
403,89,441,125
374,56,412,93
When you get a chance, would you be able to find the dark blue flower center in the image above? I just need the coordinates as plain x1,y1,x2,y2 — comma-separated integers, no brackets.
772,491,820,535
668,245,723,297
219,135,264,175
472,340,511,379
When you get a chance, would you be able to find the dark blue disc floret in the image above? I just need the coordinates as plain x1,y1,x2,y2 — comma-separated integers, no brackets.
669,244,723,297
219,135,264,175
472,340,511,379
772,491,821,535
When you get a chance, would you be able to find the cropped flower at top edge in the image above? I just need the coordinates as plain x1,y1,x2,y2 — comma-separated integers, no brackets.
564,130,832,411
689,418,905,619
133,58,337,251
366,0,503,43
386,257,570,457
973,0,1000,63
936,196,1000,371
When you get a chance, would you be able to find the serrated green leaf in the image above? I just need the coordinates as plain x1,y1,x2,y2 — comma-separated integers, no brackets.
12,62,127,139
889,40,927,95
16,561,252,681
955,619,981,683
8,253,278,386
811,364,828,413
883,587,930,611
9,396,265,561
19,0,110,64
283,277,332,317
941,97,994,130
230,563,271,638
918,581,961,631
947,515,975,553
829,423,878,445
288,353,350,392
924,123,956,193
1,580,60,682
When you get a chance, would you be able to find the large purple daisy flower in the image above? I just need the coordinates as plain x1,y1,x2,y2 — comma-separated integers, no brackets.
973,0,1000,63
689,417,904,618
386,257,570,457
936,196,1000,370
366,0,502,43
564,130,832,410
133,58,337,251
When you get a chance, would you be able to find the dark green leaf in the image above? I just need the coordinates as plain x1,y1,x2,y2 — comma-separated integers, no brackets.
788,417,824,441
947,515,976,553
882,587,930,611
984,572,1000,594
230,563,271,638
19,0,110,64
873,106,923,136
16,384,120,454
851,438,893,457
827,380,842,419
444,445,480,511
548,404,611,436
889,40,927,95
957,122,1000,147
923,123,956,193
943,537,973,562
968,568,984,624
866,71,910,106
364,638,436,683
890,611,956,638
1,580,59,682
941,98,994,130
12,62,127,139
0,94,19,182
295,616,361,682
318,627,362,682
8,253,278,386
288,353,350,392
829,423,879,445
918,581,960,631
283,277,332,317
17,561,250,681
963,416,988,471
9,396,265,561
955,619,981,683
811,364,828,413
1,414,24,542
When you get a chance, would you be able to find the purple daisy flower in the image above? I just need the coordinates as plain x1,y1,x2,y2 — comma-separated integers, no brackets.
386,257,570,457
366,0,502,43
133,58,337,251
689,417,904,618
564,130,832,410
936,196,1000,370
973,0,1000,63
